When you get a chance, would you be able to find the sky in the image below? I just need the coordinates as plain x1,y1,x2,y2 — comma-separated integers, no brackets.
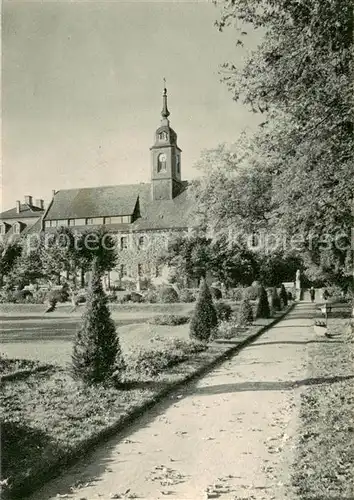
2,0,261,211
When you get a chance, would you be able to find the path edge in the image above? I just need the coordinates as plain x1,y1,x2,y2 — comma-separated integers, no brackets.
4,303,296,500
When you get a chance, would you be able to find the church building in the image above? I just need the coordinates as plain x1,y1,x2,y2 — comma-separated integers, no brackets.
42,87,194,288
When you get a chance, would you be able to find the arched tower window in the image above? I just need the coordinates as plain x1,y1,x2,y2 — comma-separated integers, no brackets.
159,131,168,141
157,153,167,172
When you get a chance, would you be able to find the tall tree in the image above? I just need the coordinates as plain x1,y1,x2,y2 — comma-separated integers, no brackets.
71,258,125,384
193,0,353,288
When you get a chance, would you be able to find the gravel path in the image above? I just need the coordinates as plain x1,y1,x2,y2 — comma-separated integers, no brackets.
28,303,314,500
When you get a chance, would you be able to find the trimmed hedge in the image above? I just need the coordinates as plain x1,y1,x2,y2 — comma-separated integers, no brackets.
147,314,189,326
158,286,179,303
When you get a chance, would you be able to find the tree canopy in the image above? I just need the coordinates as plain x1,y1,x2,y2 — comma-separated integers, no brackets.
192,0,353,288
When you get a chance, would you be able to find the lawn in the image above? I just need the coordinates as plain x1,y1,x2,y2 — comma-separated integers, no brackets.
292,307,354,499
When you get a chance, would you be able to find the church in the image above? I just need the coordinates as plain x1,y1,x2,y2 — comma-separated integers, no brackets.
41,87,195,288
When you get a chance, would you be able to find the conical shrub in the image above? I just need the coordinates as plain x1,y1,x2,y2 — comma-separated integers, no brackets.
189,277,218,342
279,284,288,307
71,259,125,384
256,285,271,319
270,286,281,312
238,298,254,325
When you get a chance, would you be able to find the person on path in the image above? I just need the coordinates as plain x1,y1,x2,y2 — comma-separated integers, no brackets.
322,289,329,302
310,286,315,303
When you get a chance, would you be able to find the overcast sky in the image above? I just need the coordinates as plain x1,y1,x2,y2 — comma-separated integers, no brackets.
2,0,261,210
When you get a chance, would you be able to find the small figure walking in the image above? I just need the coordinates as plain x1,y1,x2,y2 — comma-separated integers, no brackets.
310,286,315,303
322,289,329,301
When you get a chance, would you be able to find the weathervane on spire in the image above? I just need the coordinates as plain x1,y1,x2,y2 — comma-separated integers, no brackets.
161,77,170,120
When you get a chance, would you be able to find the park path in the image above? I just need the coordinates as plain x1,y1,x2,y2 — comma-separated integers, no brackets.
29,303,315,500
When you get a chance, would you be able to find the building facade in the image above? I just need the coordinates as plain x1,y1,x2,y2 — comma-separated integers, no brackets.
0,196,45,243
42,87,194,289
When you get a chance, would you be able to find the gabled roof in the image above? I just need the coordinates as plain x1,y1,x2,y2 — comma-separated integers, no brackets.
0,204,44,220
44,181,195,231
44,185,142,220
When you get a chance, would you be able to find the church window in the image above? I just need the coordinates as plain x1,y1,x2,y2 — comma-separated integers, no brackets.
120,236,128,250
159,131,168,141
157,153,167,172
138,235,145,249
13,223,21,234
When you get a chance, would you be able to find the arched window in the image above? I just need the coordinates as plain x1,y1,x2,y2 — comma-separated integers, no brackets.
157,153,167,172
138,235,145,249
159,131,168,141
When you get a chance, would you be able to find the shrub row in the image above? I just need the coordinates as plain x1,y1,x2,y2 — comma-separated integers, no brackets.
147,314,190,326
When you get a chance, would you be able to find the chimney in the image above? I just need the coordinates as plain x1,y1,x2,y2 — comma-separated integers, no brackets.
16,200,21,214
24,195,33,206
36,199,45,210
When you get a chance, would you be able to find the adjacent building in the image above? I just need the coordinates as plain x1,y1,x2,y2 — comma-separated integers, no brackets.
0,196,45,243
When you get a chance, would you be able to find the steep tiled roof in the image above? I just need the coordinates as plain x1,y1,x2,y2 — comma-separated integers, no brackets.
45,185,142,220
0,204,44,220
44,182,195,231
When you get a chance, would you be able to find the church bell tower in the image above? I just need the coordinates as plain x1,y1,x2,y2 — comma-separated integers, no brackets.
150,84,182,201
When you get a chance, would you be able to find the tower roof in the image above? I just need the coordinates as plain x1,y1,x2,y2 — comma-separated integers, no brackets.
161,86,170,121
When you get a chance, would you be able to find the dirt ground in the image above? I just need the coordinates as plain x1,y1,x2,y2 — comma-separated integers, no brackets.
27,303,315,500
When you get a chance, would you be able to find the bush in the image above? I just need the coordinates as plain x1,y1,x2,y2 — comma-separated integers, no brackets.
127,339,208,378
213,320,239,340
147,314,189,326
279,284,288,306
214,301,232,321
244,285,260,301
130,291,144,303
127,346,187,378
189,278,218,342
238,298,254,325
158,286,179,303
71,259,125,384
210,287,222,300
144,289,158,303
14,289,33,302
47,287,69,305
178,288,196,303
120,293,132,303
256,286,271,319
270,287,281,312
168,338,208,354
228,288,244,301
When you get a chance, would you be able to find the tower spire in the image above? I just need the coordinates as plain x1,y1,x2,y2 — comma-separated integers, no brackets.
161,78,170,122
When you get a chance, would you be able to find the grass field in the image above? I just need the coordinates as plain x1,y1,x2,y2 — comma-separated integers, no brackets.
292,307,354,499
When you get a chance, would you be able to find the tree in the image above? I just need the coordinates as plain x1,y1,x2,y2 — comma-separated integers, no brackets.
256,285,270,319
71,259,125,384
189,277,218,342
214,0,353,288
270,286,281,312
162,234,211,285
279,284,288,307
0,241,22,287
238,298,254,325
5,250,44,290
